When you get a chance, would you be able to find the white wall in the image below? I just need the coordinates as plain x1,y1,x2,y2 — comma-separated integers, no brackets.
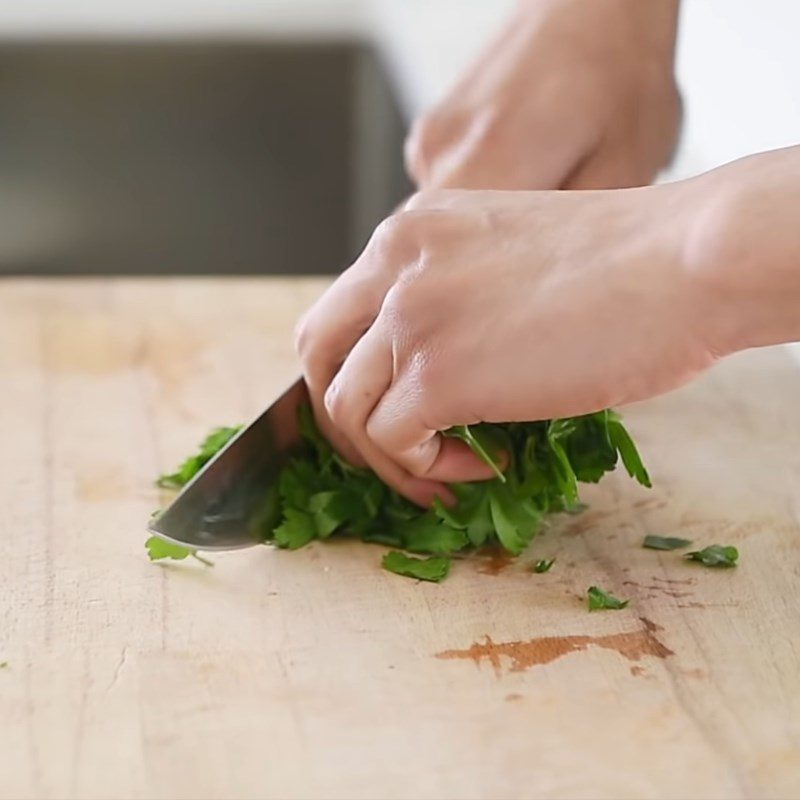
673,1,800,365
673,0,800,178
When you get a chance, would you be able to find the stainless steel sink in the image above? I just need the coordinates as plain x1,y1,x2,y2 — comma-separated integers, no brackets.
0,40,410,275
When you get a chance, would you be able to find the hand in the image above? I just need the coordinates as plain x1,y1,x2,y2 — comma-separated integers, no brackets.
296,181,719,506
405,0,682,190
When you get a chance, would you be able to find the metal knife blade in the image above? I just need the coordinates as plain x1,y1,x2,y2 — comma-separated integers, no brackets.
148,378,308,551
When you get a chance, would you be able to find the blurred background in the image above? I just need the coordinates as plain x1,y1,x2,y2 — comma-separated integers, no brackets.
0,0,797,276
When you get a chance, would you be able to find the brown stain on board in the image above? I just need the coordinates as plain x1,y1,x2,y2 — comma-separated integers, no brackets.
436,618,673,676
477,546,514,576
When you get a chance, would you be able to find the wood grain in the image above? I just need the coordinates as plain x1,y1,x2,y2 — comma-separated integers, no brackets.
1,277,799,800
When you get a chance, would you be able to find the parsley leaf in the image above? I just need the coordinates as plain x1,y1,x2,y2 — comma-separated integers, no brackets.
145,535,214,567
687,544,738,568
643,535,693,551
487,481,541,556
533,558,555,573
587,585,629,611
399,512,470,556
273,508,317,550
382,551,451,582
308,490,359,538
607,411,651,487
156,426,242,489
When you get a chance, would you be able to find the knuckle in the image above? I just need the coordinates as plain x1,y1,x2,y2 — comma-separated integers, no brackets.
402,189,441,212
370,212,419,260
394,344,444,402
414,352,443,397
372,214,401,247
382,275,422,320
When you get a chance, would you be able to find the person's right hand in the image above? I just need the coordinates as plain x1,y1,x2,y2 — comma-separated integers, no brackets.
405,0,682,191
297,144,800,507
295,179,717,506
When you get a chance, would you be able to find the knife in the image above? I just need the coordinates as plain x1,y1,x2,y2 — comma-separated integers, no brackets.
148,378,307,550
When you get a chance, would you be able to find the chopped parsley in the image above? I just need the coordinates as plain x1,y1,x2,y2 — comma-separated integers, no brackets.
687,545,738,568
150,404,650,581
145,535,214,567
587,586,629,611
156,426,242,489
382,552,451,582
642,535,692,551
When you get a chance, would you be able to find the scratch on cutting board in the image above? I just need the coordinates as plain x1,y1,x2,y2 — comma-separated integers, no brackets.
436,617,673,676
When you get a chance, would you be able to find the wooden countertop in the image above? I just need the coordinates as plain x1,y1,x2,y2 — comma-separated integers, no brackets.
2,277,799,800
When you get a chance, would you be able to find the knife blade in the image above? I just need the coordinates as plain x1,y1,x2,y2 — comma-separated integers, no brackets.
148,378,308,551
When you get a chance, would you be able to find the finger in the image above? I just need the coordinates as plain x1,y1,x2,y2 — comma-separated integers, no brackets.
404,114,456,187
307,385,366,468
295,218,417,467
366,375,499,484
296,279,379,468
405,108,479,189
429,116,593,191
564,152,651,190
295,271,384,390
324,321,454,508
296,215,419,386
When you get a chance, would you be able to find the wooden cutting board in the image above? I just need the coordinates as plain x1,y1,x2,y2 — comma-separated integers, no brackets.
1,277,799,800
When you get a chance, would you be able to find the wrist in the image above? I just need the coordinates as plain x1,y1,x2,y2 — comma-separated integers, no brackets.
681,148,800,355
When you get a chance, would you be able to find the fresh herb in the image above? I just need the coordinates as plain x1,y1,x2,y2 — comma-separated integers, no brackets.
145,535,214,567
382,552,451,582
533,558,555,573
687,545,738,568
642,535,692,551
587,586,629,611
156,426,242,489
0,661,8,669
606,411,651,488
443,425,506,482
150,405,649,579
262,407,648,575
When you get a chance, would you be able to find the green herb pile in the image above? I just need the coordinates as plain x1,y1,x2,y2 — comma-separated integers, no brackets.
149,404,652,581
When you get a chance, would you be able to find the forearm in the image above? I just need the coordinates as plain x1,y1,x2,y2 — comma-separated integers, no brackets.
686,146,800,354
515,0,681,63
